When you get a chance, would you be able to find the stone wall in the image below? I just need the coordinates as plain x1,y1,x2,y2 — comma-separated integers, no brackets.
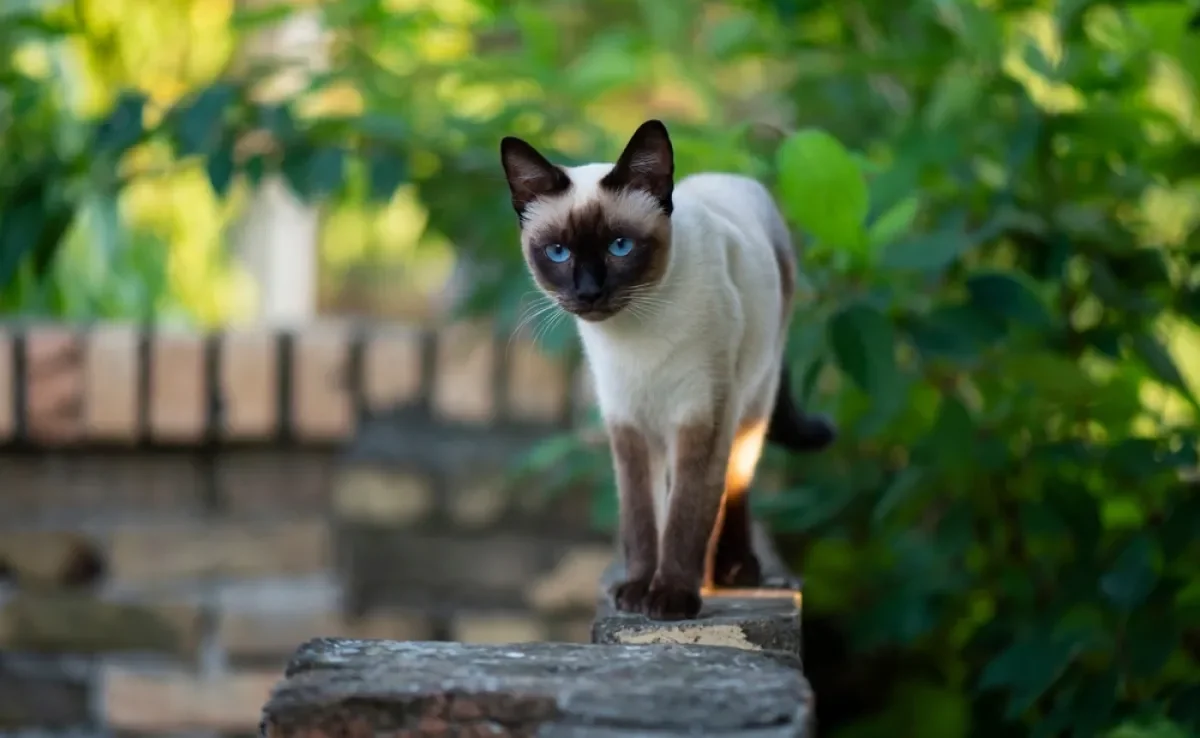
0,321,611,737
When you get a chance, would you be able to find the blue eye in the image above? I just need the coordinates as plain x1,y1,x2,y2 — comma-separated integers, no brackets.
609,237,634,257
544,244,571,263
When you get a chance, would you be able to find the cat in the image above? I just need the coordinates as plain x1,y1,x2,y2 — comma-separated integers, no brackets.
500,119,835,620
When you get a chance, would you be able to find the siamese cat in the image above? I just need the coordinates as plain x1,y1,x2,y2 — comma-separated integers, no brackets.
500,120,835,621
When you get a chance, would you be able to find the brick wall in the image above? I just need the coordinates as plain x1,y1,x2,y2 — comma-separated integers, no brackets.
0,320,610,737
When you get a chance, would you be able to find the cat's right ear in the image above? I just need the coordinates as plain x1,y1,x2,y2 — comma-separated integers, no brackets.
500,137,571,219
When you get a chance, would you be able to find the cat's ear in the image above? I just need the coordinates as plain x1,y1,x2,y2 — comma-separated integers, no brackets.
601,119,674,214
500,136,571,218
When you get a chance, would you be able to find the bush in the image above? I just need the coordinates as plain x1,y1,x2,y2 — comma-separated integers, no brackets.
521,3,1200,736
3,0,1198,735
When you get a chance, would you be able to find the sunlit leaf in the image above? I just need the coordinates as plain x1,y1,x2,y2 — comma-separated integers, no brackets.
867,195,919,249
1130,332,1197,406
776,129,869,252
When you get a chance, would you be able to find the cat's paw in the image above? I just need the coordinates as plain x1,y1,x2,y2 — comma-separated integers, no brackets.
642,577,702,620
609,577,653,614
711,549,763,588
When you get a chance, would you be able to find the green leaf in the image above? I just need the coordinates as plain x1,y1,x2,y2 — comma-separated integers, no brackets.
757,484,856,533
1180,287,1200,324
513,0,560,65
244,154,267,186
567,33,640,95
867,196,919,249
257,103,297,141
1130,332,1197,406
174,83,237,157
1169,685,1200,727
879,231,971,272
1083,327,1123,359
872,466,925,525
924,394,975,469
0,203,43,290
0,180,73,290
776,129,869,251
1100,534,1157,611
965,271,1052,328
205,141,236,196
366,149,408,202
828,303,898,396
1125,610,1179,679
307,146,346,197
906,304,1000,363
1048,483,1102,557
703,13,759,59
94,91,147,154
925,63,984,129
1106,438,1167,481
979,632,1080,718
283,144,346,200
798,356,825,406
229,1,294,29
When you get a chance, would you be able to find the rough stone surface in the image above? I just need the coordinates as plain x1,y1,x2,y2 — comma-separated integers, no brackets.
262,638,812,737
591,593,802,657
592,521,803,657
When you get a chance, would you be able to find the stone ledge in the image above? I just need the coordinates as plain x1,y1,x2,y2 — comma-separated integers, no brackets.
261,638,813,737
592,521,803,657
591,591,802,657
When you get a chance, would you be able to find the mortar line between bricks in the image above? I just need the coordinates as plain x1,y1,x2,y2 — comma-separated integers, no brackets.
275,330,294,444
135,325,152,445
347,322,368,422
201,332,222,515
415,327,437,418
492,324,514,423
11,329,26,442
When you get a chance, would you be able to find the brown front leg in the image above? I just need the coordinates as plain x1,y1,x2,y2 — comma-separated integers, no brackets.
606,424,659,614
645,420,729,620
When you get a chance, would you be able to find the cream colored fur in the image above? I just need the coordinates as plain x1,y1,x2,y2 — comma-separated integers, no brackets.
541,165,792,528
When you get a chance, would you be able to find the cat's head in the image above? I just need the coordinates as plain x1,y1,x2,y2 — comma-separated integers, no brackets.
500,120,674,322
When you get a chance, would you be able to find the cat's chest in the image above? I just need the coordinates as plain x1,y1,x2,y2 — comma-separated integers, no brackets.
578,327,714,428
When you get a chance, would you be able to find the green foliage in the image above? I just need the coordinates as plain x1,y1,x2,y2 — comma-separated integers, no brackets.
510,3,1200,737
777,129,870,255
3,0,1200,736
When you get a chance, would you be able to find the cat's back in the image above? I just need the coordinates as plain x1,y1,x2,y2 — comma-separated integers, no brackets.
676,173,787,240
674,172,791,302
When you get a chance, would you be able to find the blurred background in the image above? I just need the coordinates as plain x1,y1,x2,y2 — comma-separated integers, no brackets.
1,0,1199,736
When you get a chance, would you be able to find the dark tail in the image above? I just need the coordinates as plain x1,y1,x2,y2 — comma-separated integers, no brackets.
766,358,837,453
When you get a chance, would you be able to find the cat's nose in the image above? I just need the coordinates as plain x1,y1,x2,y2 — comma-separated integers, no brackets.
576,285,603,304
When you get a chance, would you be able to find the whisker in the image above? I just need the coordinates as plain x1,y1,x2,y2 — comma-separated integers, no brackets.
506,297,560,358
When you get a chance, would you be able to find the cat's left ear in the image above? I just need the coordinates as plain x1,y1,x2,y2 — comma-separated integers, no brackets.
602,119,674,215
